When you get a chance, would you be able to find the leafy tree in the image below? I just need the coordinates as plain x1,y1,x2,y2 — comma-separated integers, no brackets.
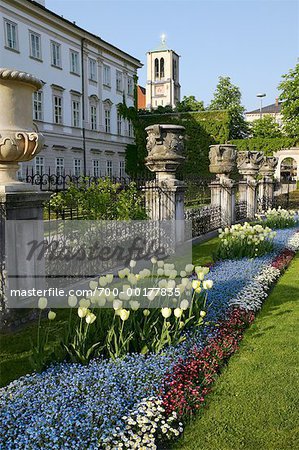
278,62,299,137
250,115,282,138
208,76,248,139
176,96,204,112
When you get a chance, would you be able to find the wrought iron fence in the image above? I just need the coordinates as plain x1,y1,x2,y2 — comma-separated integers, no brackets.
184,176,211,208
235,201,248,221
184,204,221,237
0,203,6,309
25,170,155,193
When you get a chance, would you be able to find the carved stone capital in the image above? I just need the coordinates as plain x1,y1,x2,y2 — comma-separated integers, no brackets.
237,151,264,179
145,124,185,180
209,144,237,177
259,156,278,177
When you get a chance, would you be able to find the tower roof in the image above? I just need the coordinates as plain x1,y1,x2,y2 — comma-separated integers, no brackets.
150,34,170,52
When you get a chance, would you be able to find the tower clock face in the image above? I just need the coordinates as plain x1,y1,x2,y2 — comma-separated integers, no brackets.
155,85,165,96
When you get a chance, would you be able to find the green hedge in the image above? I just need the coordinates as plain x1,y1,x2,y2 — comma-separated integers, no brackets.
124,110,231,178
230,137,298,155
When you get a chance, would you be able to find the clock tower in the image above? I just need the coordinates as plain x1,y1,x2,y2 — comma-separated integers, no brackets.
146,35,181,110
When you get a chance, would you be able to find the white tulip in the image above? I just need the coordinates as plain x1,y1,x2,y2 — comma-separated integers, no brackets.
180,299,189,310
68,295,77,308
174,308,183,318
161,307,172,319
38,297,47,310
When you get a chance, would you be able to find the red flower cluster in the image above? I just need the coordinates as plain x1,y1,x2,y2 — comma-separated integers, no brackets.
271,248,295,271
161,308,255,419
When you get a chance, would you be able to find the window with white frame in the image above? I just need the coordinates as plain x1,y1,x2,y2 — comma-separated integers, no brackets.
106,160,113,177
89,58,97,81
92,160,100,177
103,65,111,86
90,105,97,130
51,41,61,67
35,156,44,175
33,90,43,121
119,160,125,177
117,113,122,135
116,71,123,92
74,159,82,176
29,31,41,59
56,157,64,176
127,77,134,96
70,50,80,74
105,110,111,133
53,94,63,124
4,19,18,51
72,99,80,127
128,120,134,137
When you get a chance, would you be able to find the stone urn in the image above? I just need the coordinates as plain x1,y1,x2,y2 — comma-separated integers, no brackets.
237,151,264,179
145,124,185,180
0,68,44,185
259,156,278,179
209,144,237,180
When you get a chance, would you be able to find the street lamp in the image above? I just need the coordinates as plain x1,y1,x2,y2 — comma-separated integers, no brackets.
256,93,266,119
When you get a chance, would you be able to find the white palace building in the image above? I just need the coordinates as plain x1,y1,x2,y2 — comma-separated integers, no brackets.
0,0,142,178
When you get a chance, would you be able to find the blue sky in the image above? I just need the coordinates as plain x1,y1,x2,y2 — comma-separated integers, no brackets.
46,0,299,111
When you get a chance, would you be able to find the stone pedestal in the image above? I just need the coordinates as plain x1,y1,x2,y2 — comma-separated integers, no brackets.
144,124,186,244
209,144,237,227
237,151,263,219
258,156,278,211
0,69,49,322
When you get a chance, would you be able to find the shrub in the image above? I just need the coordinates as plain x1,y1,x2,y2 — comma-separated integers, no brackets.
256,207,298,229
216,222,276,260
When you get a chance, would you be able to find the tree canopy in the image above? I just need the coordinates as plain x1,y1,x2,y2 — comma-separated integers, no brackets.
208,76,248,139
278,62,299,137
250,115,282,138
176,95,205,112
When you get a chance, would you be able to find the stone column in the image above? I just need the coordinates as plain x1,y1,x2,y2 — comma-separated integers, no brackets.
0,68,50,316
237,151,264,219
144,124,186,244
209,144,237,226
258,156,278,211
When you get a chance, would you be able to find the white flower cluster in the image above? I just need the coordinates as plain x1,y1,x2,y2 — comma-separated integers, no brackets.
286,232,299,252
102,397,183,450
257,206,297,221
229,282,268,312
253,265,280,286
219,222,275,245
229,264,281,312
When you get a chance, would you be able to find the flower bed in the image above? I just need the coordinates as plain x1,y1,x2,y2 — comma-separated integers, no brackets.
0,228,298,449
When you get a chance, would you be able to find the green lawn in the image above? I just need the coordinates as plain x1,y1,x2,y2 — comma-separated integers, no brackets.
192,236,219,266
175,253,299,450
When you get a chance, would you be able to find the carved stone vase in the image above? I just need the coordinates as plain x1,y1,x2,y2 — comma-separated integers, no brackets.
0,68,44,185
145,124,185,180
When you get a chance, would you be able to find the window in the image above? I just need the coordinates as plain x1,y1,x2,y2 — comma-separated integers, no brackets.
117,113,122,135
92,160,100,177
116,71,123,92
154,58,159,79
127,77,134,96
17,163,24,181
90,105,97,130
33,90,43,121
4,19,18,51
128,120,133,137
103,65,111,86
70,50,80,74
106,160,113,177
35,156,44,175
72,99,80,127
56,157,64,176
51,41,61,67
173,59,177,80
89,58,97,81
105,110,111,133
119,160,125,177
53,95,63,124
29,31,41,59
160,58,165,78
74,159,82,177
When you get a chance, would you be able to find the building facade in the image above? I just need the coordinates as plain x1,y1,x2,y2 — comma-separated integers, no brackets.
145,36,180,110
0,0,142,178
245,99,283,126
